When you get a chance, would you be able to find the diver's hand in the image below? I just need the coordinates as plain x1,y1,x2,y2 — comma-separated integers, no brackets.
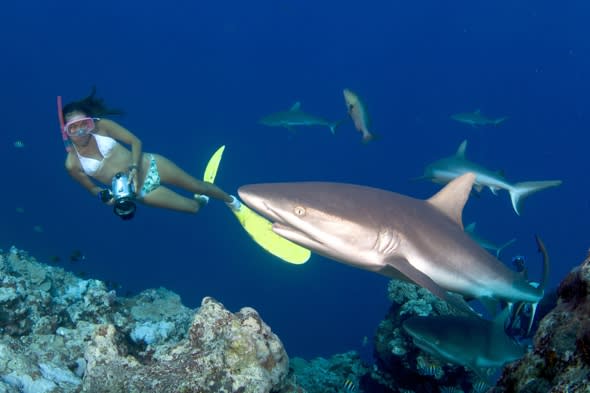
98,189,114,205
128,167,139,194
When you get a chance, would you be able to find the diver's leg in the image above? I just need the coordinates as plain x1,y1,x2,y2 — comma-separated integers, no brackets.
152,154,232,202
141,186,201,213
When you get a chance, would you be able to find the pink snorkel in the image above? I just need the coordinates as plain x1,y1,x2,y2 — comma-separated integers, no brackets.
57,96,72,152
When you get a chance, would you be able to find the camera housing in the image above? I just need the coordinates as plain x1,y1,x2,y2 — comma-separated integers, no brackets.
111,172,136,220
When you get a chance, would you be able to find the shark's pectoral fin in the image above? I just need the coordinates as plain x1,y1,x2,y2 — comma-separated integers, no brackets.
384,257,474,315
489,186,501,195
289,102,302,112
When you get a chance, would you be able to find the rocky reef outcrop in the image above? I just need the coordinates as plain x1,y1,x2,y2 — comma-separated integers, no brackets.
0,246,294,393
289,352,368,393
492,251,590,393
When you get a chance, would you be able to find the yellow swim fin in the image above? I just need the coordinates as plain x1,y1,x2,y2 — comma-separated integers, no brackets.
229,204,311,264
202,146,311,265
203,145,225,184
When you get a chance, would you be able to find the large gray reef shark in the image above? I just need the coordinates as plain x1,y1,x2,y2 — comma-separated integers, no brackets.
238,173,547,315
451,109,508,127
403,308,525,380
259,102,341,134
421,140,562,215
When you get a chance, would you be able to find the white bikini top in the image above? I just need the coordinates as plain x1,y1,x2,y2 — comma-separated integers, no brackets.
75,134,117,175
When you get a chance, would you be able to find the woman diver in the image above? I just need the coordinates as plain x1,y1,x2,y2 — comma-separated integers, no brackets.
60,88,237,218
57,88,310,264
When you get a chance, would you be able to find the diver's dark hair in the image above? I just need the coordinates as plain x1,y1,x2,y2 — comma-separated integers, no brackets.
62,86,125,118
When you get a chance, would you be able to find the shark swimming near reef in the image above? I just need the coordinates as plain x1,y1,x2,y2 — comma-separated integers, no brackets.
451,109,508,127
403,308,525,381
238,173,548,317
465,222,516,258
259,102,341,134
420,140,562,215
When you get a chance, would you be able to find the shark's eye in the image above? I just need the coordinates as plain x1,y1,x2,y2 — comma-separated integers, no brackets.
294,206,306,216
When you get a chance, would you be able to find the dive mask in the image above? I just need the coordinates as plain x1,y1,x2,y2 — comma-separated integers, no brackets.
64,117,100,137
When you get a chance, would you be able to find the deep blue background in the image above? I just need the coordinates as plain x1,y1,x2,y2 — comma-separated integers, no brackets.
1,0,588,358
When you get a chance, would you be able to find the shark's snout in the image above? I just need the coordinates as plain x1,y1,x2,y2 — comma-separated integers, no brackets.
238,185,265,211
238,185,282,223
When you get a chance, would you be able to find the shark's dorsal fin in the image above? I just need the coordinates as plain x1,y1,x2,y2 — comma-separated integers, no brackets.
455,140,468,158
427,172,476,229
289,102,301,112
465,222,476,233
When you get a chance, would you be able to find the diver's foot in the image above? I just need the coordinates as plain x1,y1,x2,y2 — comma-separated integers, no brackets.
226,195,242,212
194,194,210,208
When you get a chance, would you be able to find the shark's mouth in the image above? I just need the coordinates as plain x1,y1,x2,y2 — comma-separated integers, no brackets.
263,203,327,251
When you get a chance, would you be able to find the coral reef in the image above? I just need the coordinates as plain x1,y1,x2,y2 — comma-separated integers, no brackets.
82,297,289,393
289,351,368,393
492,251,590,393
0,246,294,393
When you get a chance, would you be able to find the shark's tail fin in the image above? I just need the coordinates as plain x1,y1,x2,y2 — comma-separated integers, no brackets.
509,235,550,336
494,116,509,126
496,238,517,258
535,235,550,294
508,180,562,215
524,235,550,335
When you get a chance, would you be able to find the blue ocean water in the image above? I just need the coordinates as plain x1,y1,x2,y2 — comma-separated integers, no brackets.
0,0,588,359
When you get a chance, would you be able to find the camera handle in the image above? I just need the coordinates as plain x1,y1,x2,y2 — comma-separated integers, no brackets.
98,189,113,204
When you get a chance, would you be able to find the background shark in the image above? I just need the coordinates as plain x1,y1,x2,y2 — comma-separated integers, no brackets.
465,222,516,258
238,173,547,315
403,309,525,381
421,140,562,215
259,102,341,134
451,109,508,127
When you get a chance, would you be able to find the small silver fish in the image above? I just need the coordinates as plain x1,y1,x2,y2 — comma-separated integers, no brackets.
13,140,25,148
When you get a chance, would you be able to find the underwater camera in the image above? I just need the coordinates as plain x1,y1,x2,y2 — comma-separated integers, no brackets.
111,172,136,220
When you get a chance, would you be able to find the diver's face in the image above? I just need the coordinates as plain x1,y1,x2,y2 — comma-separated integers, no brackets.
65,111,94,141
